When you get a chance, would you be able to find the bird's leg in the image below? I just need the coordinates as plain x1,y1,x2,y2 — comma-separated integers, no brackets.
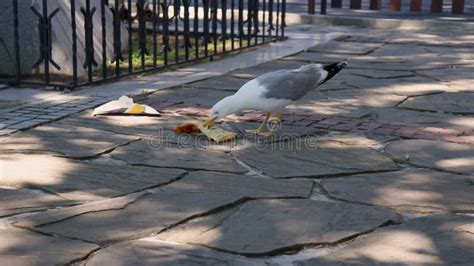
257,112,271,132
258,112,281,137
245,112,271,134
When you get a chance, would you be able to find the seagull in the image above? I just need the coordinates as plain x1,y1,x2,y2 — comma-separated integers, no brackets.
203,61,347,135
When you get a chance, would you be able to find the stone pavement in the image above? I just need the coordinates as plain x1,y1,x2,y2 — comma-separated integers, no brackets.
1,26,473,265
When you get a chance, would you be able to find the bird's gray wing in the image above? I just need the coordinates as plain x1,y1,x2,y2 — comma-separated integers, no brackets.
258,68,327,101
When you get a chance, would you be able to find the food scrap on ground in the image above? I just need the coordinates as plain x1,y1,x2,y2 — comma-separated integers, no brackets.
92,96,160,116
175,122,237,143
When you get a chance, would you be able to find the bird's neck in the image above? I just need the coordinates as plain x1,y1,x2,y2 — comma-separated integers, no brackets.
220,96,243,117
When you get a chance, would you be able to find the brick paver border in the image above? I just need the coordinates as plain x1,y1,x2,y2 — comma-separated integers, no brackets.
160,107,474,145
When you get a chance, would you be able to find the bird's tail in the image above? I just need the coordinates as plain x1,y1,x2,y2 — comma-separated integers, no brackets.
321,60,348,84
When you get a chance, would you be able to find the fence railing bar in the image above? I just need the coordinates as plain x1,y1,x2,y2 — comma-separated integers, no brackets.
13,0,21,84
222,0,227,52
231,0,235,50
268,0,273,40
247,0,252,46
81,0,97,83
203,0,210,57
137,0,148,70
254,0,259,44
101,0,108,80
127,0,133,73
162,0,170,66
4,0,287,90
262,0,266,42
238,0,243,49
194,0,199,59
183,0,191,61
153,0,158,67
113,0,123,77
281,0,286,39
174,0,180,64
275,0,280,39
212,0,218,56
70,0,78,87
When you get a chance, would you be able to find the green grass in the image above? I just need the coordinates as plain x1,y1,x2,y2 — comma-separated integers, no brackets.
96,33,242,75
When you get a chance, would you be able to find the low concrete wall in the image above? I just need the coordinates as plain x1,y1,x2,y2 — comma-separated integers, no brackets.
0,0,128,77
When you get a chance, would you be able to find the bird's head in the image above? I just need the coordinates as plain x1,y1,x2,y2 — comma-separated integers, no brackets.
203,96,236,128
322,60,348,83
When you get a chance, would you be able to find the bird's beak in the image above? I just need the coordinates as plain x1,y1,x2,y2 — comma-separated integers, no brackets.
203,117,217,129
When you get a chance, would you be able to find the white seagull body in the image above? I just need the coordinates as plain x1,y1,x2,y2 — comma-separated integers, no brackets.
204,62,347,134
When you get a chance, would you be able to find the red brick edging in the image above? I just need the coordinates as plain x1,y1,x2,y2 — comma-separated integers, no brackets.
160,107,474,145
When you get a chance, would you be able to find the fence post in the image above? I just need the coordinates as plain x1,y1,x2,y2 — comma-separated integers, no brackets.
410,0,422,11
389,0,401,11
321,0,327,14
350,0,361,9
431,0,443,12
13,0,21,84
331,0,342,8
370,0,381,10
101,0,108,79
281,0,286,38
71,0,78,86
452,0,464,13
308,0,315,14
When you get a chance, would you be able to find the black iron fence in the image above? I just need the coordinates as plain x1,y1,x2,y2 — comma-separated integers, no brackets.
308,0,470,14
1,0,286,90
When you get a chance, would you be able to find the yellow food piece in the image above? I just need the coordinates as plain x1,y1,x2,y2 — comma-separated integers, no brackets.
196,122,237,143
125,104,146,114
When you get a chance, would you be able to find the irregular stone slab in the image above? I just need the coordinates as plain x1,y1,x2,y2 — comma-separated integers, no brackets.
233,140,398,178
63,114,252,154
399,92,474,114
35,191,239,243
308,41,382,55
346,69,415,79
229,60,306,79
0,154,186,201
352,77,451,97
367,44,432,61
422,46,474,60
15,192,147,228
385,139,474,175
322,168,474,212
0,100,23,109
59,113,188,138
20,172,312,243
229,121,322,141
111,140,247,173
417,66,474,85
145,87,232,109
297,214,474,265
282,52,355,64
189,75,250,91
61,114,220,148
285,100,372,118
366,107,473,130
0,228,99,265
316,132,396,148
0,124,139,158
0,187,73,216
86,238,260,266
157,199,399,255
320,89,407,108
166,171,313,198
